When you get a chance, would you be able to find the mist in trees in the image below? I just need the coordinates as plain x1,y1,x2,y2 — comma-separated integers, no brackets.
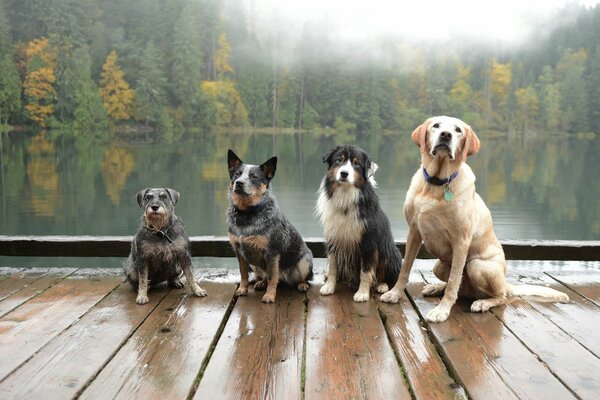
0,0,599,138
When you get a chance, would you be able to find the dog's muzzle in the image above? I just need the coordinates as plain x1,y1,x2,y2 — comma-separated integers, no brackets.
432,135,454,159
233,180,248,195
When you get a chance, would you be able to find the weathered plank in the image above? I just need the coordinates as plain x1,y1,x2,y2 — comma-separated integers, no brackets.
378,280,465,400
492,294,600,399
1,235,600,260
194,286,306,400
547,270,600,306
80,281,235,400
0,268,76,318
0,271,123,381
0,270,49,301
0,282,169,399
304,284,411,400
409,273,575,400
509,272,600,357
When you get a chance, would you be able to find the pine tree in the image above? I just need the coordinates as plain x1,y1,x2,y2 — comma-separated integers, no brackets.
0,54,21,125
135,40,168,126
23,37,58,127
99,50,134,121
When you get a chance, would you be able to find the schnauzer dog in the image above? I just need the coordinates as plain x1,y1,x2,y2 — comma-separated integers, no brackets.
124,188,207,304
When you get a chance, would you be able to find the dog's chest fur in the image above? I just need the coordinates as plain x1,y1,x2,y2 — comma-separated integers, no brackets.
317,183,364,247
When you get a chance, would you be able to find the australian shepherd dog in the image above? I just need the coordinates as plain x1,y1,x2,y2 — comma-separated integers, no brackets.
316,145,402,302
227,149,314,303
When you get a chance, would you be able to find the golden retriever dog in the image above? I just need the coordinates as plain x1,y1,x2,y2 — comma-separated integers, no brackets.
381,116,569,322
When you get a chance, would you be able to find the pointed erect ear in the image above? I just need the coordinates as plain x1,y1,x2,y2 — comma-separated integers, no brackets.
166,188,180,205
227,149,243,178
260,156,277,181
411,119,430,150
322,146,340,165
136,188,149,207
466,125,480,157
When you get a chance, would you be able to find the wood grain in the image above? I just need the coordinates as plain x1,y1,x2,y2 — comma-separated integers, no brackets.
80,281,235,400
378,278,465,400
0,282,168,399
547,270,600,306
0,271,123,381
0,269,76,317
410,272,575,400
0,270,49,301
304,284,411,400
194,285,306,400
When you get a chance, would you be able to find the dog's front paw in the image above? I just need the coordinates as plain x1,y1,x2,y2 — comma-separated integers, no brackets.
380,289,402,303
235,286,248,296
557,292,570,303
193,286,208,297
376,283,389,294
353,291,370,302
136,294,149,305
261,293,276,303
297,282,310,292
254,280,267,291
425,305,450,323
319,283,336,296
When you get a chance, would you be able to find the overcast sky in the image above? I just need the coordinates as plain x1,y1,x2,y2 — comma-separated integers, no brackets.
250,0,600,44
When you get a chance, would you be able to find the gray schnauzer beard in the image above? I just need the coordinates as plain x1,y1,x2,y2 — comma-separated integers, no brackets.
145,210,169,231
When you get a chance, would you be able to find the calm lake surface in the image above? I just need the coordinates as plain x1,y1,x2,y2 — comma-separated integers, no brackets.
1,130,599,268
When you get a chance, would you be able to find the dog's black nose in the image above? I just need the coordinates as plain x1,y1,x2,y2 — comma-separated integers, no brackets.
151,205,159,212
340,171,349,179
235,180,244,188
440,131,452,140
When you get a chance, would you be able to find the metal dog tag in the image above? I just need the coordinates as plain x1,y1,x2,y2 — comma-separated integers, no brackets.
444,186,454,202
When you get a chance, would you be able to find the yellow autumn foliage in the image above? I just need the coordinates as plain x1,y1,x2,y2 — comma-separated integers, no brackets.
100,50,135,121
201,80,248,127
102,146,135,205
25,132,59,216
23,37,58,127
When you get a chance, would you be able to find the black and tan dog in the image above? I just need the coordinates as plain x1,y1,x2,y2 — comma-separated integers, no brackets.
124,188,207,304
317,145,402,302
227,149,313,303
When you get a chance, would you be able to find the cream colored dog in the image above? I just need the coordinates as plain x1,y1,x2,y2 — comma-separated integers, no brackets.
381,116,569,322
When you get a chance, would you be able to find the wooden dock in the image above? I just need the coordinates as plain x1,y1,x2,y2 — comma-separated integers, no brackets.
0,265,599,399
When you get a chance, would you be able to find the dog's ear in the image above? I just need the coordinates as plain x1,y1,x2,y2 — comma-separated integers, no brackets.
136,189,149,207
260,156,277,181
411,119,430,150
465,125,480,157
367,161,378,187
166,188,180,205
227,149,243,178
321,146,340,165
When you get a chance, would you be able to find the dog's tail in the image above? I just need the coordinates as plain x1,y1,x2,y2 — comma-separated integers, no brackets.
506,283,569,302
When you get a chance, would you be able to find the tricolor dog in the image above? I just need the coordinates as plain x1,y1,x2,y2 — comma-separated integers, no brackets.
381,116,569,322
227,149,313,303
317,145,402,302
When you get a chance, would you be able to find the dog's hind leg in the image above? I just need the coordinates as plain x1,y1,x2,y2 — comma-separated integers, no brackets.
296,254,313,292
320,254,337,295
465,257,506,313
168,275,185,289
136,263,150,305
422,260,449,297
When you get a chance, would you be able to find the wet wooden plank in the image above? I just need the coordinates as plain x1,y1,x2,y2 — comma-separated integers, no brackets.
409,273,575,400
0,271,123,381
0,269,76,318
0,282,169,400
0,269,25,282
0,270,49,301
194,286,306,400
304,284,411,400
80,281,235,400
491,296,600,399
378,278,465,400
509,272,600,357
547,271,600,306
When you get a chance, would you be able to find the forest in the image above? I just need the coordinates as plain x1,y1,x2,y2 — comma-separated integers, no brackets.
0,0,599,138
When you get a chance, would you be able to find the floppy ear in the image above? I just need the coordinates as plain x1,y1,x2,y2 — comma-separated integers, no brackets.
166,188,180,205
260,156,277,181
321,146,340,165
227,149,243,178
136,188,149,207
465,125,480,157
411,119,430,150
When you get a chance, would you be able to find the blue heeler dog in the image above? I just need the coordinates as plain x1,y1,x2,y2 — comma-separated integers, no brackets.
227,149,313,303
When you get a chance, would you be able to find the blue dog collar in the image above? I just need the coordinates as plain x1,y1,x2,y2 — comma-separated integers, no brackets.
422,168,459,186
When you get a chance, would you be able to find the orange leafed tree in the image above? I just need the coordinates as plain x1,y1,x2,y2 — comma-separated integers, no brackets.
23,37,57,127
99,50,134,121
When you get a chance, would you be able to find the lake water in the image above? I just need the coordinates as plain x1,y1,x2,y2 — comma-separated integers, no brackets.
1,129,599,268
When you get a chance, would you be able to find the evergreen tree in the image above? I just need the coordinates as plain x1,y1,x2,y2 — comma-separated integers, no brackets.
0,54,21,125
586,49,600,129
135,39,168,126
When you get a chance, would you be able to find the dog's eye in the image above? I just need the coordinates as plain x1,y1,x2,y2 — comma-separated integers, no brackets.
145,194,152,200
432,123,440,129
249,172,257,179
336,157,344,164
159,193,167,200
455,127,462,133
